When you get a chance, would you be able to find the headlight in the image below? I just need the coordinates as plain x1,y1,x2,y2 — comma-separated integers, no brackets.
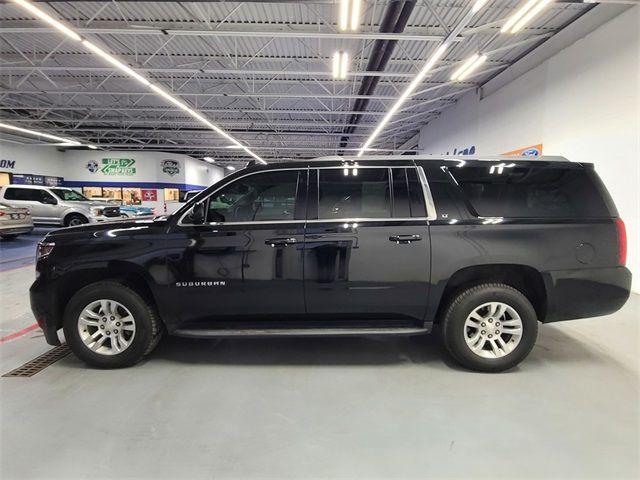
90,207,104,216
37,241,55,260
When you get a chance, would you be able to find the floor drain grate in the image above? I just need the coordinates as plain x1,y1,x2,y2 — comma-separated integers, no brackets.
2,344,71,377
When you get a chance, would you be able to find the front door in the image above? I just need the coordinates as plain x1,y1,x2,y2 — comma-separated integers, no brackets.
167,169,307,328
303,165,432,322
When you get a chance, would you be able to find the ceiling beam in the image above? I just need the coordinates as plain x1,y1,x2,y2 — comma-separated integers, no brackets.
0,27,461,42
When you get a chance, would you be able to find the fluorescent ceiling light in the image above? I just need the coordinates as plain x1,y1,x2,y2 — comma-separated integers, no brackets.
83,40,150,86
340,52,349,79
358,43,449,156
456,54,487,81
225,145,243,149
339,0,360,31
332,52,341,79
339,0,350,31
332,51,349,79
472,0,490,13
88,145,98,150
226,166,236,171
501,0,539,33
0,122,81,145
150,84,190,111
12,0,81,42
510,0,553,33
350,0,361,31
203,157,215,163
12,0,267,165
451,53,479,81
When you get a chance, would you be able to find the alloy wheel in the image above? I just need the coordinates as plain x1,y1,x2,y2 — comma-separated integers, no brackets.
77,299,136,355
463,302,523,359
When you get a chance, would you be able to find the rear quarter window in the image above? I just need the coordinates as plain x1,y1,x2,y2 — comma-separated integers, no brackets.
450,166,612,218
3,188,38,201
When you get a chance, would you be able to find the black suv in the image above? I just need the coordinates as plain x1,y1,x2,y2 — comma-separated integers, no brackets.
30,156,631,372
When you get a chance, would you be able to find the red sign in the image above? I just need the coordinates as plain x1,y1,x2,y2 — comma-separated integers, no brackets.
141,189,157,202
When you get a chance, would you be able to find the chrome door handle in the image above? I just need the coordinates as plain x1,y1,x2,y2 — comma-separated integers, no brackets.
389,234,422,244
265,237,298,247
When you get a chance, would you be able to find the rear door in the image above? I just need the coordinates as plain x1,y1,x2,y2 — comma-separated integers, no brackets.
303,164,433,322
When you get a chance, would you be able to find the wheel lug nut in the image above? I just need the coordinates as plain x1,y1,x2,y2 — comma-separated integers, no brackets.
106,331,110,335
496,322,500,326
100,325,105,330
116,322,121,327
481,323,486,327
481,330,486,335
114,329,118,334
496,330,500,334
110,316,115,321
488,319,493,323
488,334,493,338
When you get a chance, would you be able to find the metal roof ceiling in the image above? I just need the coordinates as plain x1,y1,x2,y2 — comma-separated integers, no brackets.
0,0,595,165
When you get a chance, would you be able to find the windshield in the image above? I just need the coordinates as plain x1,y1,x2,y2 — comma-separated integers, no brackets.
51,189,89,201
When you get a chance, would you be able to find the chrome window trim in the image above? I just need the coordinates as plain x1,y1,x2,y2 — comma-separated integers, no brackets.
177,167,305,227
178,165,435,227
417,166,437,221
181,217,428,228
307,217,428,224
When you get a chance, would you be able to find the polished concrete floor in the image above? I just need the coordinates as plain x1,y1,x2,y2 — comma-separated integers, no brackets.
1,232,639,479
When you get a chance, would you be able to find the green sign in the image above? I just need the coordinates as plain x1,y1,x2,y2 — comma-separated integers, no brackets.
101,158,136,176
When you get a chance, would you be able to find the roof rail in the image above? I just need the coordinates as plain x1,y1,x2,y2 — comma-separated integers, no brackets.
312,154,569,163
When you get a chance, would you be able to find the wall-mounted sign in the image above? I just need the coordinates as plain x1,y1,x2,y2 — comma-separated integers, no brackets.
0,159,16,170
141,189,157,202
101,158,136,176
502,144,543,157
12,174,63,186
161,159,180,177
449,145,476,156
86,160,99,173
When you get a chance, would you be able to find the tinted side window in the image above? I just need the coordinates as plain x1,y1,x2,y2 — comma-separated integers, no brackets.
450,166,611,218
391,169,410,218
207,170,299,223
318,168,390,219
4,188,38,201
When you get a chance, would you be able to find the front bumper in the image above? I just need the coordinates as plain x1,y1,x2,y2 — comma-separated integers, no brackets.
88,215,120,223
543,266,632,322
30,275,62,346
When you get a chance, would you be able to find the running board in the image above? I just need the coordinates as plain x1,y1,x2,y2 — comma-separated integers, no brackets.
172,327,429,339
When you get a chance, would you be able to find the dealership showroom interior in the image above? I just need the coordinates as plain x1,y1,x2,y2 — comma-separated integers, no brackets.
0,0,639,478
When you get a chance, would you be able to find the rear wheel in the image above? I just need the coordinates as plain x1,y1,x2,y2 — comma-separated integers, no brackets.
63,281,163,368
64,213,88,227
442,283,538,372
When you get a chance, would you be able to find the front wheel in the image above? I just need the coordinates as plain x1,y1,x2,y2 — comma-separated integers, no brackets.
64,213,88,227
63,281,163,368
442,283,538,372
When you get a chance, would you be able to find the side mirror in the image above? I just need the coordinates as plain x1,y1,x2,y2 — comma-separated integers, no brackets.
41,196,57,205
190,202,205,224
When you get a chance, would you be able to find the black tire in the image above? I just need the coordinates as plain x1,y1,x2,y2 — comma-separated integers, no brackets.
63,281,162,368
64,213,89,227
442,283,538,373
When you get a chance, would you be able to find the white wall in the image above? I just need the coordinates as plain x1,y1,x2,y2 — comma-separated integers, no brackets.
0,142,64,177
419,7,640,292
